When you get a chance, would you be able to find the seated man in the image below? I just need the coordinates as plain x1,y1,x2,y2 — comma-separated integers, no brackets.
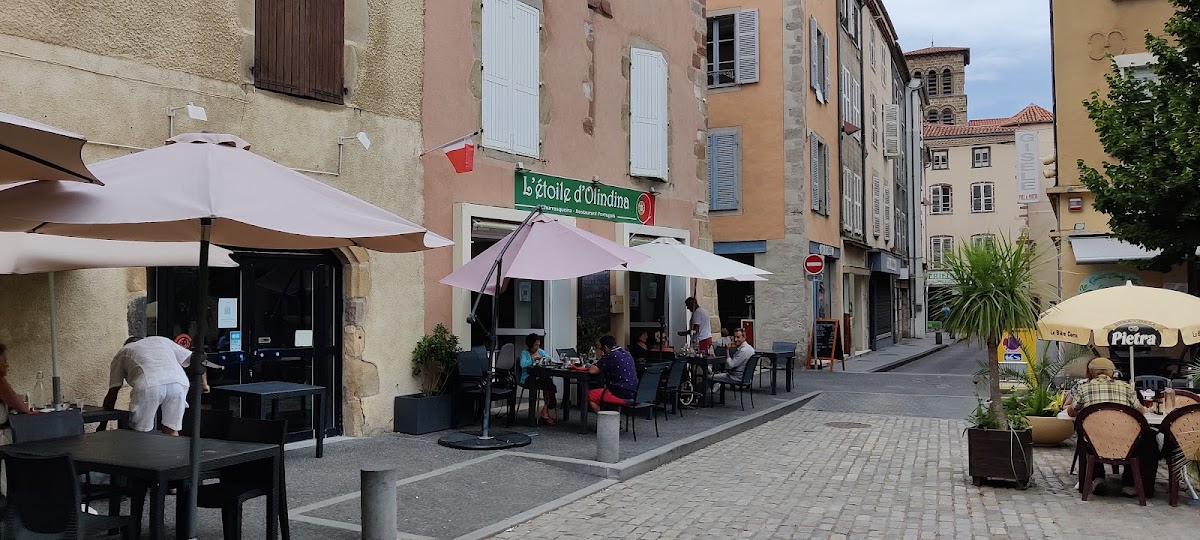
103,336,196,435
1066,357,1158,497
586,335,639,412
711,328,754,394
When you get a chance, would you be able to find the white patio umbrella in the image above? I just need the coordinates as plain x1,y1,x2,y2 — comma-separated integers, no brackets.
0,232,238,405
0,132,451,538
0,112,101,184
628,237,771,281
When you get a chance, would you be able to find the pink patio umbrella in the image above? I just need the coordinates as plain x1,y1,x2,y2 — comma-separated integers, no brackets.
0,112,101,184
0,132,450,538
438,211,648,449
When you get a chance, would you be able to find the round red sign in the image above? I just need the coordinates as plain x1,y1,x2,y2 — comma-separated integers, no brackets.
637,193,655,225
804,254,824,275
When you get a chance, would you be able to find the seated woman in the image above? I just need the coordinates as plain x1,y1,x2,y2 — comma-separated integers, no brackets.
629,329,651,360
0,343,33,416
518,334,558,424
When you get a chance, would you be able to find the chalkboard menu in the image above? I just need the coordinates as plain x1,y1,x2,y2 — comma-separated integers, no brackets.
578,272,611,331
808,318,844,371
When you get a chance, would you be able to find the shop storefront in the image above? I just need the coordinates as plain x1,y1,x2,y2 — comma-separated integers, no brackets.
842,246,869,355
868,250,902,350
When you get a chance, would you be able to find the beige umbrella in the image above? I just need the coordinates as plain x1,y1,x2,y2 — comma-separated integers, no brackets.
0,232,238,405
1037,281,1200,383
0,112,101,184
0,132,450,537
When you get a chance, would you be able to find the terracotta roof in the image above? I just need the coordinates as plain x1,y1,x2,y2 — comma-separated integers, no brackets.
924,124,1016,138
1003,104,1054,126
925,104,1053,138
904,46,971,64
968,118,1009,127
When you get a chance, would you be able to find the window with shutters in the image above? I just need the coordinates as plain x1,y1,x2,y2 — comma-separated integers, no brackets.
841,68,851,125
852,79,861,129
926,109,939,124
869,25,877,70
930,236,954,268
706,10,758,88
883,182,892,241
811,134,830,215
630,48,668,180
972,146,991,168
853,172,864,236
972,234,996,248
971,182,994,213
870,92,878,147
482,0,541,158
872,173,881,237
932,149,948,170
810,19,830,104
930,184,952,214
842,0,861,43
883,104,901,157
708,128,741,211
841,167,853,231
926,70,938,96
941,108,954,125
254,0,345,104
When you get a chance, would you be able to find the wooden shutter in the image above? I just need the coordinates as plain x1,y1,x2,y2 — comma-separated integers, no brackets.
708,130,740,211
511,1,541,158
810,18,819,97
254,0,344,104
883,104,901,157
481,0,513,152
631,48,668,179
811,135,821,212
735,9,759,84
872,174,881,237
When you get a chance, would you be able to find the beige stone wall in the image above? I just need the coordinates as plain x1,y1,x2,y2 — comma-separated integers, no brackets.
0,0,427,436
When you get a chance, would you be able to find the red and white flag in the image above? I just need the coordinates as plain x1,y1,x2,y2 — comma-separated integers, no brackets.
422,130,479,174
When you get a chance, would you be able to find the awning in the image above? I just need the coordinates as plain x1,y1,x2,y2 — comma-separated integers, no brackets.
1068,236,1159,264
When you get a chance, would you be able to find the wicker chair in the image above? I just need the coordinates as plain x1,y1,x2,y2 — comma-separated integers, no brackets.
1076,403,1154,505
1160,403,1200,507
1173,390,1200,407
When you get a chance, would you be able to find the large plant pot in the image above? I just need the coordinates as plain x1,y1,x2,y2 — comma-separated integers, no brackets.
393,393,453,435
967,427,1034,489
1027,415,1073,446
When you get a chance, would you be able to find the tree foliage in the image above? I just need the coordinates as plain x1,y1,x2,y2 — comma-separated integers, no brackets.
1079,0,1200,274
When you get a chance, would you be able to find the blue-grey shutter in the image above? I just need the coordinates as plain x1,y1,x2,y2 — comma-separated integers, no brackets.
811,135,821,211
709,130,739,211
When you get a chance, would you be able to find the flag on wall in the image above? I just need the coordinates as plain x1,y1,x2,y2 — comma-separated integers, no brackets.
421,130,480,174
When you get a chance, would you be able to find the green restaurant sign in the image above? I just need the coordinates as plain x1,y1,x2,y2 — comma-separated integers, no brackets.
514,171,655,225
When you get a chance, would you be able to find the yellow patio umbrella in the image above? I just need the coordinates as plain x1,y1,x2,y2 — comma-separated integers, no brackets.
1037,281,1200,383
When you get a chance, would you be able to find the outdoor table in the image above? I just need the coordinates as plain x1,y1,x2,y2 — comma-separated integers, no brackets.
0,429,279,540
527,365,596,433
759,351,795,395
80,404,130,431
1056,409,1165,426
682,355,726,407
211,381,327,457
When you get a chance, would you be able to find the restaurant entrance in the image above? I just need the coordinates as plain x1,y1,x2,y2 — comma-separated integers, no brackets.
146,250,343,440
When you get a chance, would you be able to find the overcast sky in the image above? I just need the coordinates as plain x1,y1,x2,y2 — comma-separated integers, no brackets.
885,0,1052,120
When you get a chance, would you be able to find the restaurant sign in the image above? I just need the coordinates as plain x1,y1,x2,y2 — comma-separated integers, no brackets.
1105,320,1163,347
515,171,655,225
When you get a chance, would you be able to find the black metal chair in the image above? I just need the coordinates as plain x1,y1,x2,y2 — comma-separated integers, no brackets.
453,350,516,427
718,355,763,411
2,452,136,539
759,342,797,389
1134,375,1171,391
616,365,667,441
189,418,289,540
181,407,236,439
659,358,688,418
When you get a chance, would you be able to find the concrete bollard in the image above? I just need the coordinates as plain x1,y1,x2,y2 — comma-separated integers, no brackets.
596,410,620,463
361,466,399,540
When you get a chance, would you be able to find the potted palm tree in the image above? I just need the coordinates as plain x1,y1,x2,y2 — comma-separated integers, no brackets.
394,324,461,434
1003,343,1083,446
937,235,1044,488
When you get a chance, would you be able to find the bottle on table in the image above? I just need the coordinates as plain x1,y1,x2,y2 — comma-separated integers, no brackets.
31,370,48,410
1164,387,1176,413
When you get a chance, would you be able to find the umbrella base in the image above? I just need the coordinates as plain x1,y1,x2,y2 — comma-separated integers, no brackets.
437,430,532,450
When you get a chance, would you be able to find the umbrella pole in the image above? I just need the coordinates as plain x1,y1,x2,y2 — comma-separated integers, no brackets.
185,218,212,540
48,271,61,406
1129,345,1135,387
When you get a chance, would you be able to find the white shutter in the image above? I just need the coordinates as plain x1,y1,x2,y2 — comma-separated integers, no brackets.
883,104,901,157
822,35,831,103
841,167,852,232
810,18,820,97
481,0,513,152
511,1,541,158
853,172,864,235
735,9,759,84
872,174,881,237
810,135,821,212
852,79,861,127
822,143,830,215
630,48,668,179
883,181,893,241
709,130,740,211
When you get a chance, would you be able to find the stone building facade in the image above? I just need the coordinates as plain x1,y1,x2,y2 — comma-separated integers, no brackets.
905,47,969,125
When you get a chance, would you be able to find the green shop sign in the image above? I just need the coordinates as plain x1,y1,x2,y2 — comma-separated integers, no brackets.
514,171,656,225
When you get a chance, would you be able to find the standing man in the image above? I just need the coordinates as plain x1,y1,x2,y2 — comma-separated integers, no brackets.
104,336,198,435
711,328,754,394
1066,357,1158,497
678,297,713,352
586,336,639,412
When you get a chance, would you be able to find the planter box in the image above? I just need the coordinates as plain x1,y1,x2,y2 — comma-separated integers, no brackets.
394,393,453,435
967,427,1034,488
1027,415,1073,446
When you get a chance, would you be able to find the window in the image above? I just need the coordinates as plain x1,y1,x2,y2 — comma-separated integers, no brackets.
1114,52,1159,84
930,184,952,214
842,167,853,231
927,70,938,96
926,109,939,124
932,149,948,170
630,48,669,180
869,25,877,69
811,134,831,214
971,182,994,213
842,68,852,125
853,172,864,235
482,0,541,157
254,0,345,104
972,234,996,248
941,108,954,124
842,0,860,42
709,129,741,211
972,146,991,168
870,92,878,147
707,10,759,88
930,236,954,268
853,79,862,129
872,173,881,237
841,69,861,128
941,68,952,95
810,19,831,103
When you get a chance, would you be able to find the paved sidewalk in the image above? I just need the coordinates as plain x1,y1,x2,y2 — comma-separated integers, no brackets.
842,336,954,373
495,409,1199,540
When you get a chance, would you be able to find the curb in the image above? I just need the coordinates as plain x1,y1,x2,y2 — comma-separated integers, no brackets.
869,343,949,373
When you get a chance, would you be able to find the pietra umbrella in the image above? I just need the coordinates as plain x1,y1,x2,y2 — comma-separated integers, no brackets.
0,132,451,539
0,112,101,184
0,231,238,406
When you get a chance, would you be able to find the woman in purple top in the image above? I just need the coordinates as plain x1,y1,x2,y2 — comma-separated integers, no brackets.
587,335,639,412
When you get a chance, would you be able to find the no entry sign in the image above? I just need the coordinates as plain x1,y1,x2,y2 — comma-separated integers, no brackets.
804,254,824,275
